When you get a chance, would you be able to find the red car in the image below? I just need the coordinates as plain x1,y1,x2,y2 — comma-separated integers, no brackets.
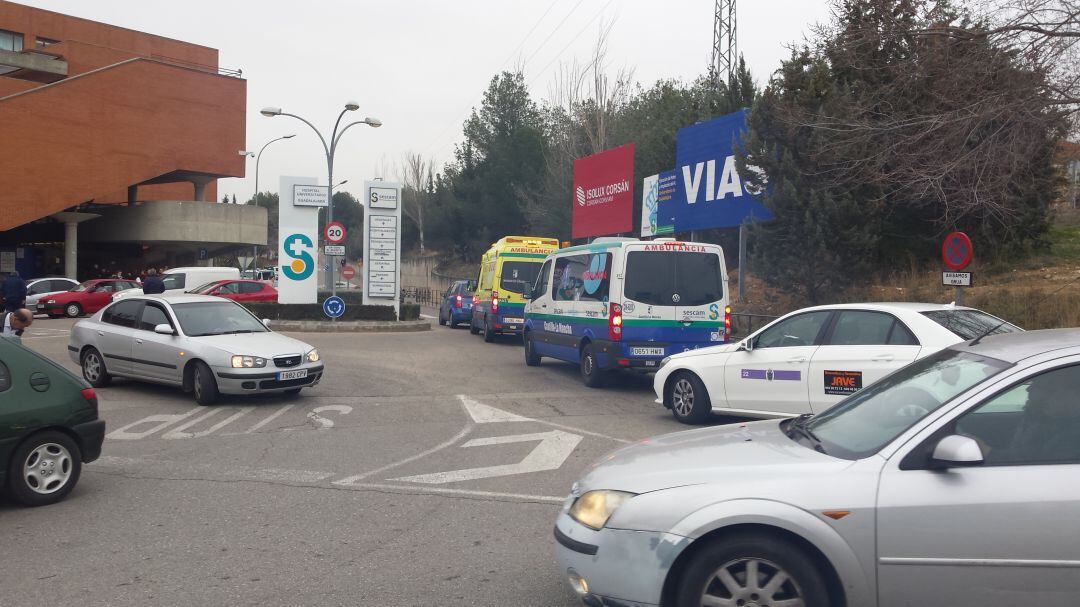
38,278,141,318
189,279,278,303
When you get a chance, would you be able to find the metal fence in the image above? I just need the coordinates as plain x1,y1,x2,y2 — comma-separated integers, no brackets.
730,312,779,339
401,287,438,306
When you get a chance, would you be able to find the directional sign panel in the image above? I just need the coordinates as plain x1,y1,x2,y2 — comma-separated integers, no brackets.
363,181,402,315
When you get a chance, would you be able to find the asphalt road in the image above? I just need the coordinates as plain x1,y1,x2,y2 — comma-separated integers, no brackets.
0,316,743,607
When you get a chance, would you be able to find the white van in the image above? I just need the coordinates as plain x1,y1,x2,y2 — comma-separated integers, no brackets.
113,266,241,300
523,237,730,387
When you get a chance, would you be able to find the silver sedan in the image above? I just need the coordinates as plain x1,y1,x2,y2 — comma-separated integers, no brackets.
69,294,323,405
555,328,1080,607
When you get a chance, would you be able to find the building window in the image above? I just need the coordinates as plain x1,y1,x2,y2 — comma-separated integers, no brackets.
35,37,59,49
0,29,24,52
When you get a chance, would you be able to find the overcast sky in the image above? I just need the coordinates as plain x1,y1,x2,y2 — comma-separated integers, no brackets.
27,0,832,202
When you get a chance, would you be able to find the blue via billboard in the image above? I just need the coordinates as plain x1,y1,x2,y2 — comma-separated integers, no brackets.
671,109,772,231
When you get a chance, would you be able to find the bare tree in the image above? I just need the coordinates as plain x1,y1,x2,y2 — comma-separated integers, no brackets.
398,152,435,254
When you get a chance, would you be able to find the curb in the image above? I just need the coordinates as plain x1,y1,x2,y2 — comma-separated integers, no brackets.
271,320,431,333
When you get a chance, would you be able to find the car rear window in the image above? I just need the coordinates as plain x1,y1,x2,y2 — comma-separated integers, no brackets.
499,261,542,295
161,273,186,290
922,310,1022,340
624,250,725,307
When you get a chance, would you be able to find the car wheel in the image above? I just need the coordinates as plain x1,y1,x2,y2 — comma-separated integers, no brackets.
469,316,481,335
674,533,831,607
524,332,541,367
439,308,447,326
64,303,82,318
483,316,495,343
580,344,606,388
6,431,83,507
81,347,111,388
669,372,712,424
447,312,457,329
192,361,219,406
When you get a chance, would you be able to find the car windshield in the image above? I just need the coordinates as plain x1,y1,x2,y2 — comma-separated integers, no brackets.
799,349,1011,459
922,309,1022,340
172,302,269,337
499,261,542,294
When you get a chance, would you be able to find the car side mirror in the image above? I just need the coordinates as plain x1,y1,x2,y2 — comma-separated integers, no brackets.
467,280,477,292
522,286,533,300
930,435,984,468
738,338,754,353
262,318,271,328
153,324,176,336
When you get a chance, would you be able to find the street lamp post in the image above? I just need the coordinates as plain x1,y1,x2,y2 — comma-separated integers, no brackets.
260,103,381,297
240,133,296,274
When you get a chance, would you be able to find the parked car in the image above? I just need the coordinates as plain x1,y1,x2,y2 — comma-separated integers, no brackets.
438,280,475,328
113,266,241,301
37,278,140,318
23,277,80,309
556,328,1080,607
0,334,105,506
69,294,323,405
654,303,1021,423
188,279,278,303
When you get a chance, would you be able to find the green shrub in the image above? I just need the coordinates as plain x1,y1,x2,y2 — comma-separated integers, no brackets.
399,304,420,321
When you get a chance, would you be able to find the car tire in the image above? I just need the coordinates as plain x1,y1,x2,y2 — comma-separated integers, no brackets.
64,303,82,318
469,316,481,335
524,332,541,367
668,372,712,425
439,309,447,326
483,316,495,343
448,312,457,329
80,347,111,388
580,344,606,388
192,361,219,406
674,533,831,607
6,431,83,507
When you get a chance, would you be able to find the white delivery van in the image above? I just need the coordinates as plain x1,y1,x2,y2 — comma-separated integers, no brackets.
523,237,730,387
113,266,241,300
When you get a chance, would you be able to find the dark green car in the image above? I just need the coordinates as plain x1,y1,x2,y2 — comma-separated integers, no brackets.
0,335,105,506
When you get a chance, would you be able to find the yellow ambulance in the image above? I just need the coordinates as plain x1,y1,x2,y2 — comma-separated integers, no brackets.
470,236,560,342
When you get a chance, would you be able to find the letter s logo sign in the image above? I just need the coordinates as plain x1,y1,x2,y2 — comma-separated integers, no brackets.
370,191,379,205
708,303,719,320
282,233,314,281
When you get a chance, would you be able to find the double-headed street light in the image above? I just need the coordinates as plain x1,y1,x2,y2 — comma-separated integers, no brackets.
260,103,381,297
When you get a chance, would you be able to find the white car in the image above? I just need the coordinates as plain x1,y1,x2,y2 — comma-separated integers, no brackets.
24,277,79,308
113,266,241,301
654,302,1021,422
69,294,323,405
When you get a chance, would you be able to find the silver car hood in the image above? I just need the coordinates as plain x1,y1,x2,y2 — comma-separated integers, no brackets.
189,331,311,356
578,420,848,495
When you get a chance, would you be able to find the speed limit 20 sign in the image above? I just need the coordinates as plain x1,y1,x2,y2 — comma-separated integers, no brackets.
325,221,346,244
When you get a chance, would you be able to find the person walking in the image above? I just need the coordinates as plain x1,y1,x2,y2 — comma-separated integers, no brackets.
2,271,27,313
142,268,166,294
1,308,33,338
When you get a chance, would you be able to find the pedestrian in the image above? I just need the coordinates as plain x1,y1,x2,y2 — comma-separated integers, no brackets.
2,271,27,313
142,268,166,294
1,308,33,338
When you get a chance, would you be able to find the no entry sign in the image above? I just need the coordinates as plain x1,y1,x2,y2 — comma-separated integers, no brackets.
325,221,346,245
341,265,356,281
942,231,973,271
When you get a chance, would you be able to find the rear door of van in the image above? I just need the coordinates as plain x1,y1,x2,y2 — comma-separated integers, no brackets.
620,242,727,359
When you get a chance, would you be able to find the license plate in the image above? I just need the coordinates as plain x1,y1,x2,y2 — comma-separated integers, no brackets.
503,317,524,324
277,369,308,381
632,347,665,356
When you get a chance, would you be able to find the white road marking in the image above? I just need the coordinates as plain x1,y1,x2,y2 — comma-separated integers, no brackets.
333,422,474,486
306,404,352,428
392,430,582,484
460,394,530,423
163,407,255,440
107,407,202,440
420,313,437,320
238,404,295,434
340,482,563,503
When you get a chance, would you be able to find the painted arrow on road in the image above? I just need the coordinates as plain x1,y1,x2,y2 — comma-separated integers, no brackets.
391,430,582,484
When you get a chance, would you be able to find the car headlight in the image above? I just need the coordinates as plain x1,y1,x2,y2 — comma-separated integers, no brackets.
230,355,267,368
306,349,320,363
660,356,671,368
568,490,636,530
